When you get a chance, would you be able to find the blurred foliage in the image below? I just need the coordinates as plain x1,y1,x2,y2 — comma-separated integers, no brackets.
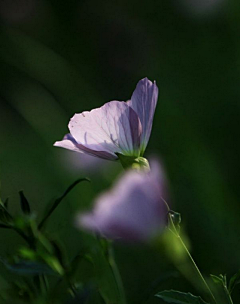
0,0,240,303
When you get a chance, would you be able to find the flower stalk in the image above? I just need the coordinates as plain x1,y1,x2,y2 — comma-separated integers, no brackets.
106,242,127,304
164,200,217,304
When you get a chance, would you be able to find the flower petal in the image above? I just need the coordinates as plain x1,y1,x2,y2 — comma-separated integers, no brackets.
128,78,158,153
54,134,81,152
54,134,117,160
68,100,142,159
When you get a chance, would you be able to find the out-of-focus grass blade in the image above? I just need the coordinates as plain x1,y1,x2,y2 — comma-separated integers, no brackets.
91,241,122,304
38,177,90,230
19,191,31,215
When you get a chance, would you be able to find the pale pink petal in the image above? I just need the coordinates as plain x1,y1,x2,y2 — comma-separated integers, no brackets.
128,78,158,153
54,134,117,160
54,78,157,160
68,100,142,158
54,134,81,152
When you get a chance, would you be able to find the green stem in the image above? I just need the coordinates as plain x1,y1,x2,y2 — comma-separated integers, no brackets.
223,284,234,304
176,232,216,303
107,242,127,304
164,200,216,304
38,178,89,230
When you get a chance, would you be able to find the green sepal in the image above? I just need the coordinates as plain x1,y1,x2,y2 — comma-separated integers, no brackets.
117,154,150,171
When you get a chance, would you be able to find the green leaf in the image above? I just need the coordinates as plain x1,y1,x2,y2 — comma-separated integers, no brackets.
43,255,64,275
38,177,90,229
18,247,36,260
155,290,209,304
228,270,240,294
91,242,120,304
19,191,31,215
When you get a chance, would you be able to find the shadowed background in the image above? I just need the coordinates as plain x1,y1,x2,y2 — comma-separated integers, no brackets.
0,0,240,303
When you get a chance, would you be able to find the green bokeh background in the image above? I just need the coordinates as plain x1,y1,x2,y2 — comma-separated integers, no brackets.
0,0,239,303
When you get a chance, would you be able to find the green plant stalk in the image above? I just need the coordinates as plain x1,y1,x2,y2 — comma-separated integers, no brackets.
38,178,89,230
175,231,216,303
222,282,234,304
165,202,216,304
107,242,127,304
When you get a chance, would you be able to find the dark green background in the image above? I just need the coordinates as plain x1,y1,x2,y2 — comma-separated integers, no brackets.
0,0,239,303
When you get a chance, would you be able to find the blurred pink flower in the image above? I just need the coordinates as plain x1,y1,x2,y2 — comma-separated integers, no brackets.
77,161,168,242
54,78,158,160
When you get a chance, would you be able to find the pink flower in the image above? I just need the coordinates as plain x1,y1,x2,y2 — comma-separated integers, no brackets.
77,161,168,242
54,78,158,160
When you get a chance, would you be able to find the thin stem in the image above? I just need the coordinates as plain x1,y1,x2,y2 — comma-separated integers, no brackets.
223,284,234,304
176,233,216,303
38,178,89,230
107,242,127,304
163,199,216,304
